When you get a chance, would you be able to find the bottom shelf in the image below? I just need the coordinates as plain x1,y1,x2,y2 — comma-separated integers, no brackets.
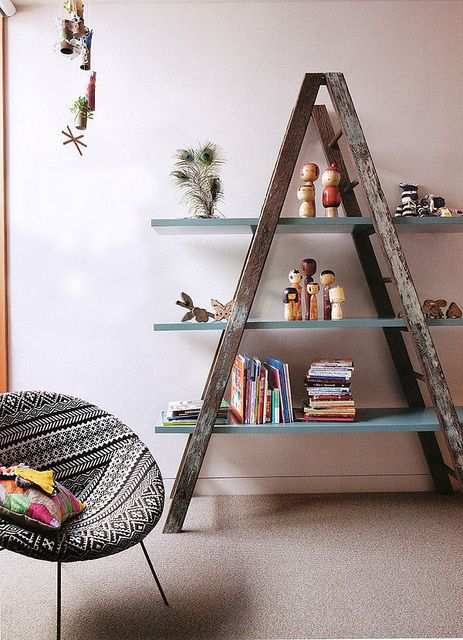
155,406,463,434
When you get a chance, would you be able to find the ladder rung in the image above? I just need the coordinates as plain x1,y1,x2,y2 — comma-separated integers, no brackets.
413,371,426,381
441,463,457,480
379,277,392,284
343,179,360,194
328,129,343,148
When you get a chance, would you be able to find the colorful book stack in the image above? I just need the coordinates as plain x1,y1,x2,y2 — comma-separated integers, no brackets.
162,400,229,426
303,359,355,422
230,354,294,424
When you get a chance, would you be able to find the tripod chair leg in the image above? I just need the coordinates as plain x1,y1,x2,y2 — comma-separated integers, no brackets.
139,540,169,606
57,562,62,640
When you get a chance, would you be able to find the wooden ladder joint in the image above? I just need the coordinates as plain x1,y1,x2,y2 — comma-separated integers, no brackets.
412,371,426,382
440,463,458,480
343,179,359,194
328,129,343,149
379,276,392,284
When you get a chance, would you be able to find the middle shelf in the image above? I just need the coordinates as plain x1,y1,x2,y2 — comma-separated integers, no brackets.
153,318,463,332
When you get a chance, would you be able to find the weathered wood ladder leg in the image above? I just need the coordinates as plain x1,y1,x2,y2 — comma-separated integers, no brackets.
312,104,453,494
163,74,325,533
324,72,463,488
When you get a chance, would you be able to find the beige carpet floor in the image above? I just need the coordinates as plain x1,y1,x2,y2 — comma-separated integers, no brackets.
2,493,463,640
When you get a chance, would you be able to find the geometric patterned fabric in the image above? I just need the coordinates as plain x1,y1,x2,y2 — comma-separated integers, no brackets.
0,391,164,563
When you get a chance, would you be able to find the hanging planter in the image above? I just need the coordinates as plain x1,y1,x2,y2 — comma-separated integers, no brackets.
70,96,93,131
79,29,93,71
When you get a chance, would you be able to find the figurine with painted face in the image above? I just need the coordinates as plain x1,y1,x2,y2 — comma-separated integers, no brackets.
282,287,299,321
307,282,320,320
288,269,303,320
329,285,345,320
320,269,336,320
322,163,341,218
298,163,319,218
301,258,317,320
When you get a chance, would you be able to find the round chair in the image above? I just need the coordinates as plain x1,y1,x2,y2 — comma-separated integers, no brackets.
0,390,167,638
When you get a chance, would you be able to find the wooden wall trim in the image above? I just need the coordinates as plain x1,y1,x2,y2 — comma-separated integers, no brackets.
0,17,8,392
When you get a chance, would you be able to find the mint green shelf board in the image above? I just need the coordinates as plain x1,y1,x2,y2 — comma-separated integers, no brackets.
151,216,463,235
153,318,463,332
155,407,463,434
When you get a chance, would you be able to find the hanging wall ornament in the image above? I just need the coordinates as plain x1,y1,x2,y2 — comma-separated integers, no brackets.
80,29,93,70
62,126,87,156
86,71,96,110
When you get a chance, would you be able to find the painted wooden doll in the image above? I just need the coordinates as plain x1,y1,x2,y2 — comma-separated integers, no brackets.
282,287,299,321
322,163,341,218
320,269,335,320
329,285,345,320
288,269,303,320
307,282,320,320
301,258,317,320
297,163,319,218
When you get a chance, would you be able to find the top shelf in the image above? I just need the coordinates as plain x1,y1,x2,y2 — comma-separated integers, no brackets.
151,216,463,235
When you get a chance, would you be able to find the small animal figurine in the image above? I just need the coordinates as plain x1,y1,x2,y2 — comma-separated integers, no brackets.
421,299,447,319
282,287,299,321
321,164,341,218
211,299,234,321
320,269,336,320
329,285,345,320
297,163,319,218
446,302,462,319
176,292,214,323
288,270,303,320
301,258,317,320
417,194,446,217
394,183,419,217
307,282,320,320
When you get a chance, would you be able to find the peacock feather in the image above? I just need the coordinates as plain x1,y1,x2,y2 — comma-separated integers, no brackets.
171,142,224,218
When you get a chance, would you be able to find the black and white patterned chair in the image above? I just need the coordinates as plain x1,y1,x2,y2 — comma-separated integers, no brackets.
0,390,167,638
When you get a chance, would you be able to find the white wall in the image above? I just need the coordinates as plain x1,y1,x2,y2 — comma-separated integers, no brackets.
7,0,463,495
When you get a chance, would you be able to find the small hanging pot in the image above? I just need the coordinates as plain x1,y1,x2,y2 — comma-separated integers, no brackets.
75,112,87,130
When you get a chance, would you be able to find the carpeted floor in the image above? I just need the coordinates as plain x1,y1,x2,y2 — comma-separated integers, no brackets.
2,493,463,640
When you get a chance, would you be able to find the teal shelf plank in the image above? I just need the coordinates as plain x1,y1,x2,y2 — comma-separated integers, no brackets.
155,407,463,434
152,216,463,235
152,217,372,235
153,318,463,332
393,216,463,232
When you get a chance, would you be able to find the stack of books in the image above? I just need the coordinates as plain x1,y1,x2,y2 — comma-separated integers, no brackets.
230,354,294,424
303,359,355,422
162,400,230,426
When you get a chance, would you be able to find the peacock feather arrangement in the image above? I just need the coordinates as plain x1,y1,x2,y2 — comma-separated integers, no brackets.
171,142,224,218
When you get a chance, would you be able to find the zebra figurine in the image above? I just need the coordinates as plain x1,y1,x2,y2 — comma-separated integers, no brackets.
394,183,419,217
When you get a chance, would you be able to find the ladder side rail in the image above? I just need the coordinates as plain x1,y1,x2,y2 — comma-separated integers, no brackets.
163,73,324,533
312,104,453,493
325,72,463,487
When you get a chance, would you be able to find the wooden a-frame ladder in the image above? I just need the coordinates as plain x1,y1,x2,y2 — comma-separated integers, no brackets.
164,72,463,534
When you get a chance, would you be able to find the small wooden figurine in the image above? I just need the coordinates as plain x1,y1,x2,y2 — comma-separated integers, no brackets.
320,269,336,320
288,270,303,320
421,299,447,319
329,285,345,320
283,287,299,321
211,299,234,321
307,282,320,320
297,163,319,218
321,163,341,218
301,258,317,320
176,292,214,322
446,302,462,319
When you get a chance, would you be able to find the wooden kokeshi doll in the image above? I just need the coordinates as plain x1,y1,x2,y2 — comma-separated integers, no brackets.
320,269,335,320
329,285,345,320
288,269,303,320
322,163,341,218
282,287,299,321
301,258,317,320
297,163,319,218
307,282,320,321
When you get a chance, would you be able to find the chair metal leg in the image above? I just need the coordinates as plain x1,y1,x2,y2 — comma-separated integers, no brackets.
57,562,62,640
139,540,169,606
